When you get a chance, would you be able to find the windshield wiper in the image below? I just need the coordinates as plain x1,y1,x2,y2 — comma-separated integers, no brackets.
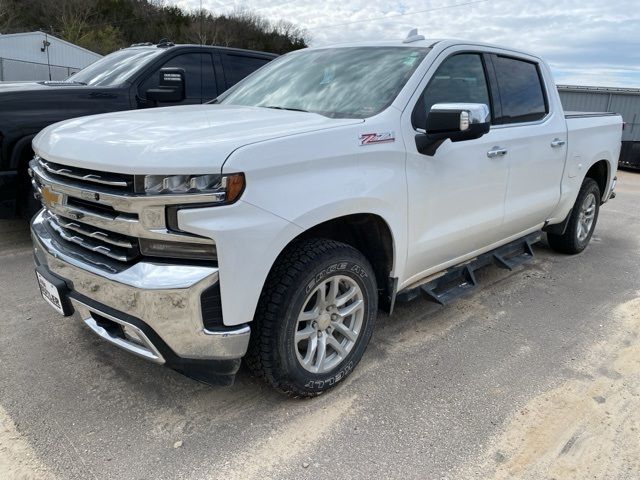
263,105,309,113
42,80,87,86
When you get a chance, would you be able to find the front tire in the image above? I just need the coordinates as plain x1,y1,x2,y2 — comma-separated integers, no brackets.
246,238,377,397
548,177,601,254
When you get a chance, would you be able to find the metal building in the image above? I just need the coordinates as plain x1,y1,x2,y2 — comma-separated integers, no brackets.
558,84,640,168
0,31,101,82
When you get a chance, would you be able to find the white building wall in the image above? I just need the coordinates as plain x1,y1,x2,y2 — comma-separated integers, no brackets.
0,31,102,81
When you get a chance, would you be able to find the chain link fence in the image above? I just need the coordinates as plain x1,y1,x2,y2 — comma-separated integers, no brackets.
0,57,80,82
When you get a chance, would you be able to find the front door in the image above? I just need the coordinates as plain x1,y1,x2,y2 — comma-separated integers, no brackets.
137,52,217,107
402,50,510,283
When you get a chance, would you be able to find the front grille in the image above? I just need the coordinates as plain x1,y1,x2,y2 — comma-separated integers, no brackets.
43,210,140,262
30,155,216,268
36,157,135,192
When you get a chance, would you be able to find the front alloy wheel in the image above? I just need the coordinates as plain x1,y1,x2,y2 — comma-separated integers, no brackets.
295,275,364,374
246,238,377,397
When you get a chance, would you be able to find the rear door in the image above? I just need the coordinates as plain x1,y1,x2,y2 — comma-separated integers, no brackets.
487,53,567,236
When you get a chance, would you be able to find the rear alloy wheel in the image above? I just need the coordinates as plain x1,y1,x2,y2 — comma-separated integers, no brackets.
548,177,601,254
246,238,377,397
576,192,597,243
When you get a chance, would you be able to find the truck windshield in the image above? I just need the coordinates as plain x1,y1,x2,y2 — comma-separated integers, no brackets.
67,48,164,86
217,46,430,118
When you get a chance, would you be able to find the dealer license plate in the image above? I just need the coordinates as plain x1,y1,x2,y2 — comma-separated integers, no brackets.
36,271,65,315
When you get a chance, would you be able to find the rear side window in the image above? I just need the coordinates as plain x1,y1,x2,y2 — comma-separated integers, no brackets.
221,54,271,88
139,52,216,102
412,53,491,129
492,56,547,124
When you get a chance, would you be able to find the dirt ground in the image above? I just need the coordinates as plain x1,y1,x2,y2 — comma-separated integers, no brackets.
459,296,640,479
1,170,639,480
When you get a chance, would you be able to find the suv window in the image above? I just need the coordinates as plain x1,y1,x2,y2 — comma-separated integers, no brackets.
139,52,216,102
221,54,271,88
492,56,547,124
412,53,490,129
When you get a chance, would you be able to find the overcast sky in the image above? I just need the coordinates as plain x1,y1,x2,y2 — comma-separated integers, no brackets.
173,0,640,87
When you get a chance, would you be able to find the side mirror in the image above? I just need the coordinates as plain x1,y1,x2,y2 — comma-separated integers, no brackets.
145,67,185,103
416,103,490,156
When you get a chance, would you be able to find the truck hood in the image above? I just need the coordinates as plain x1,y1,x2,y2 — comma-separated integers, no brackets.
0,80,90,93
33,104,363,174
0,82,128,134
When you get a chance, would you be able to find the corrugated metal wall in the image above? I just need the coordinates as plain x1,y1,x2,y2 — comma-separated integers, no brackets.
0,32,101,81
0,58,79,81
558,87,640,142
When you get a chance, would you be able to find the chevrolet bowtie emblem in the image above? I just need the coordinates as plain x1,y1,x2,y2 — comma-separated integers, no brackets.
66,210,84,220
40,185,61,208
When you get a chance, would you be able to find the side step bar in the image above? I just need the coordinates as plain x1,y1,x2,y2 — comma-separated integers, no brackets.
397,232,541,306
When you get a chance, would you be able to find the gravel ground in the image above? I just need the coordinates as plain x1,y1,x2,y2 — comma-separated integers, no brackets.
1,170,639,480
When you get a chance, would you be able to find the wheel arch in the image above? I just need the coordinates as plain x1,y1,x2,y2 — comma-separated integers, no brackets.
272,213,396,301
9,134,36,170
584,158,611,201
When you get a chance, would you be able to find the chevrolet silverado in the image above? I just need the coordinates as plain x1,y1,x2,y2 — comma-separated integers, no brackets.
29,32,622,396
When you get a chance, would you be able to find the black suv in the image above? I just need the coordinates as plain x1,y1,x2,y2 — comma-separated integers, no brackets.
0,42,277,217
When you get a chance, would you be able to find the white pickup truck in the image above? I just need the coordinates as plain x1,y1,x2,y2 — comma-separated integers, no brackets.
29,33,622,396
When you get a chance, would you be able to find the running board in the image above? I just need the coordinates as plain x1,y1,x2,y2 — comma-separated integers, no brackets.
397,232,541,306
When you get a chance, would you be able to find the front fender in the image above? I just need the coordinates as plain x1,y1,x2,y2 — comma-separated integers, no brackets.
178,200,303,327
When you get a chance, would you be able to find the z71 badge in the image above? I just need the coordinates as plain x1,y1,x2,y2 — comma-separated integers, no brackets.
359,131,395,146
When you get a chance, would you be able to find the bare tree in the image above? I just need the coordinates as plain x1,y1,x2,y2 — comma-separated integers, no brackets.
57,0,97,44
0,0,16,32
0,0,307,54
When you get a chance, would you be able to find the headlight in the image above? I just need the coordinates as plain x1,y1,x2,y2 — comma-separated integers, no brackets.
138,173,245,202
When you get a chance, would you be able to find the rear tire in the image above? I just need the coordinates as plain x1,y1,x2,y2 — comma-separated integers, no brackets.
548,177,600,254
245,238,377,397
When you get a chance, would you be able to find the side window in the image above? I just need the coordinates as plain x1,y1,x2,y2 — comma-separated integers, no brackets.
138,53,216,102
221,54,271,89
412,53,490,129
492,56,547,124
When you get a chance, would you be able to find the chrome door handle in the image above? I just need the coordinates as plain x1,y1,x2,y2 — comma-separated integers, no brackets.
487,147,508,158
551,138,566,148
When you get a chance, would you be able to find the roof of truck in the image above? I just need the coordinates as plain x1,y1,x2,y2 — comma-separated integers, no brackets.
310,37,542,61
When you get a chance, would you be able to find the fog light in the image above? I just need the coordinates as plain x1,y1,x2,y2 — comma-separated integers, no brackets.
139,238,217,261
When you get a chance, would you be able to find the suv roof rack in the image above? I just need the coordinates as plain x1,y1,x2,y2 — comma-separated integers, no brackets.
129,39,175,48
157,38,175,48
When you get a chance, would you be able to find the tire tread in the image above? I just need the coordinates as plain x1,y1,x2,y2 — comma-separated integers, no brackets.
548,177,600,254
245,238,372,397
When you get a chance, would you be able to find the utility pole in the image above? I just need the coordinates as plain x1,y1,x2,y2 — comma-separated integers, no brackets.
43,30,52,81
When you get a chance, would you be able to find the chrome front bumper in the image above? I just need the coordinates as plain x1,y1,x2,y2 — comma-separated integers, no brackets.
31,212,250,366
